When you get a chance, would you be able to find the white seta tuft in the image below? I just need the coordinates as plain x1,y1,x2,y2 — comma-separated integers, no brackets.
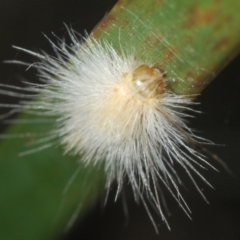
1,28,217,231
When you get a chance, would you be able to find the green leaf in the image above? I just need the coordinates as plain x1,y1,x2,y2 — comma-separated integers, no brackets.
0,111,106,239
93,0,240,95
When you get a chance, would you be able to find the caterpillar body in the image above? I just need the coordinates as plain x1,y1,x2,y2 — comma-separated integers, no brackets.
0,28,217,232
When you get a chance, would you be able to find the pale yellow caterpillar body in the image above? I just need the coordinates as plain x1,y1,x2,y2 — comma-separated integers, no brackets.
0,27,218,232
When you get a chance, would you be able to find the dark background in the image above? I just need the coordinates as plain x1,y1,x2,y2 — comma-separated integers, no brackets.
0,1,240,239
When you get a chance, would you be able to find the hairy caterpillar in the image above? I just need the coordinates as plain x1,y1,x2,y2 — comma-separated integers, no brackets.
0,27,219,232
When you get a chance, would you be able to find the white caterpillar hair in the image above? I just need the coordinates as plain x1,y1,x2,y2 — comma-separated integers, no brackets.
1,28,217,231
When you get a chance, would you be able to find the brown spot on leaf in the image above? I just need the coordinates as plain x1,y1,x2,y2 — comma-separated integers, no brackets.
162,46,177,63
145,31,163,47
214,15,232,31
184,5,219,28
154,0,164,8
186,70,197,80
184,8,214,28
213,37,229,51
92,13,117,39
